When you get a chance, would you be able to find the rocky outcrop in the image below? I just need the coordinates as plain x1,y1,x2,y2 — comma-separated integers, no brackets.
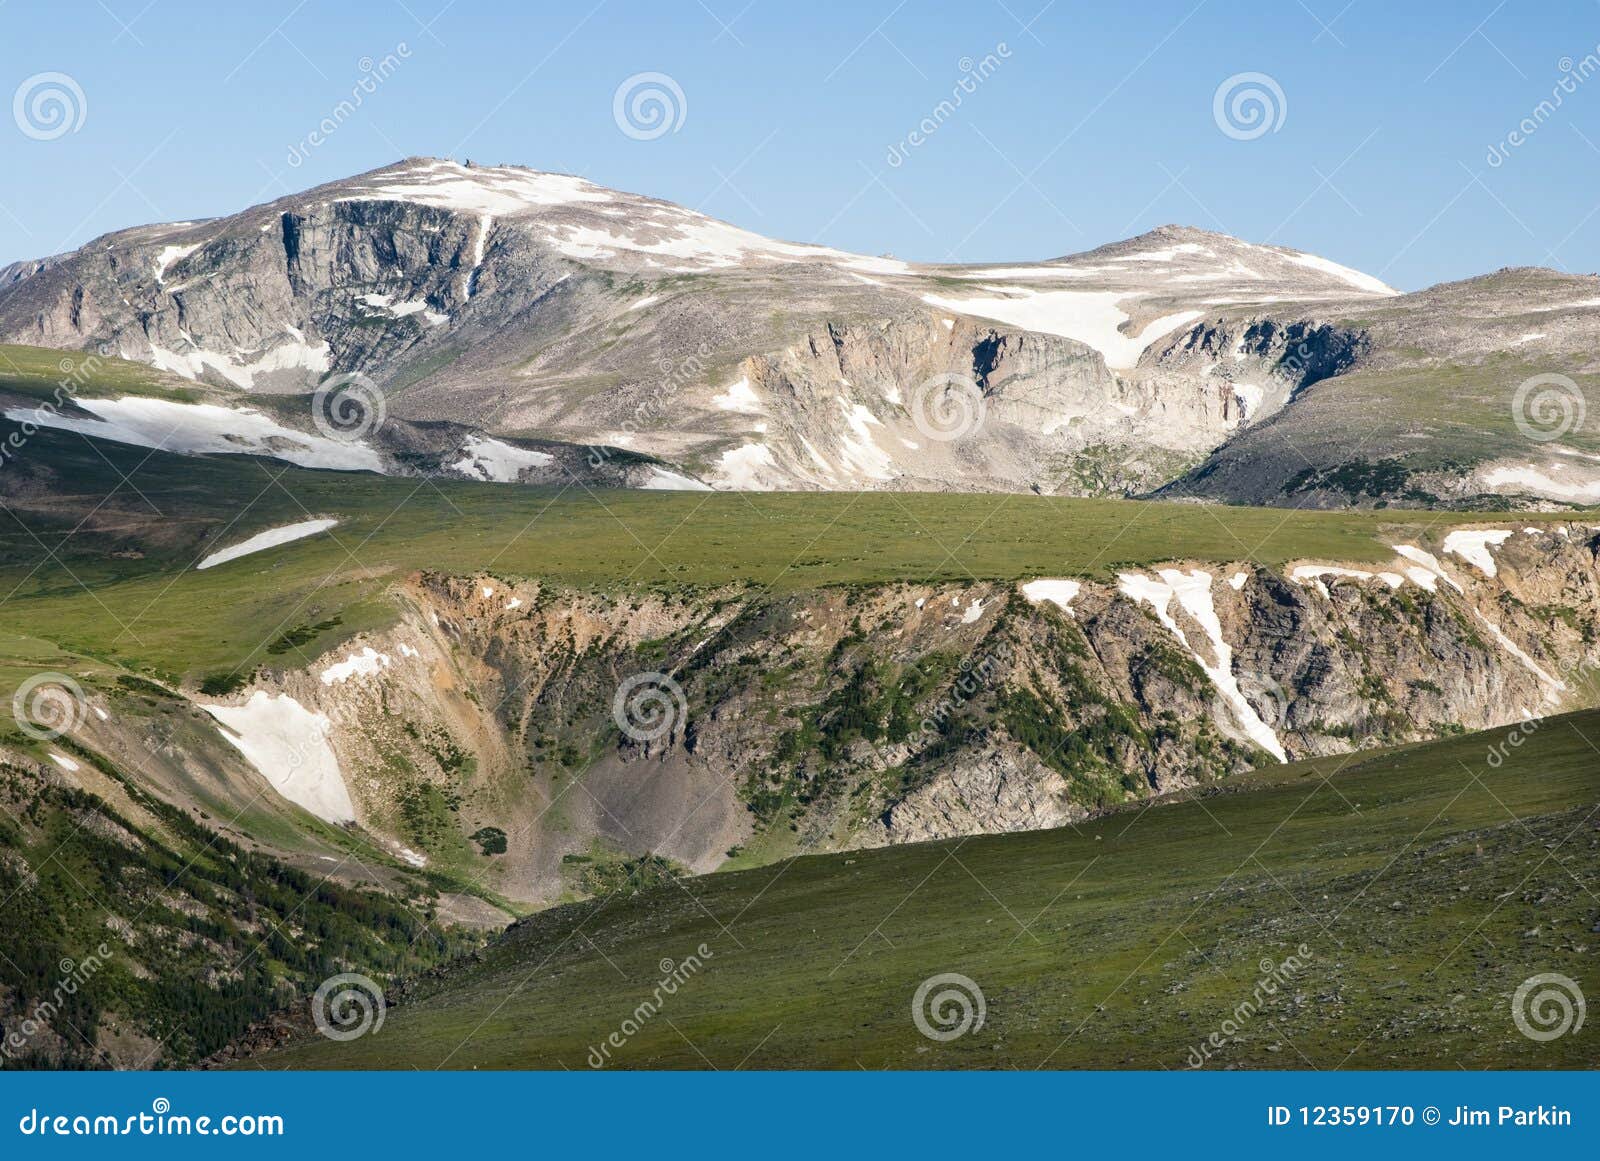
119,522,1599,908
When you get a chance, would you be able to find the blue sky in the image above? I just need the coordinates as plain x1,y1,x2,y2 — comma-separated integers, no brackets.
2,0,1598,289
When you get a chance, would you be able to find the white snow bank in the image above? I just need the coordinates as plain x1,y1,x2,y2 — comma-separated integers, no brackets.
711,376,762,412
1442,529,1513,577
357,293,450,326
1281,251,1397,296
447,435,554,483
1020,578,1081,616
149,328,332,390
1472,610,1566,704
196,518,338,570
204,692,355,823
1392,545,1462,593
712,443,779,489
1119,569,1286,761
836,400,895,481
1482,465,1600,503
49,752,79,771
919,288,1198,370
339,161,611,216
1289,565,1405,596
5,397,382,472
320,647,392,685
153,243,200,284
640,467,712,491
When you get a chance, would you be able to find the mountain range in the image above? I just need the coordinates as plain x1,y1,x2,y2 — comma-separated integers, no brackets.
5,156,1597,507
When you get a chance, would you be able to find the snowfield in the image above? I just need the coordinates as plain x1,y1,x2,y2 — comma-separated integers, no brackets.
920,287,1200,371
6,397,382,472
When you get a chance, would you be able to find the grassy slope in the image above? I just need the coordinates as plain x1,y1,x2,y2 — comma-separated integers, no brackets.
1,418,1585,687
256,711,1600,1070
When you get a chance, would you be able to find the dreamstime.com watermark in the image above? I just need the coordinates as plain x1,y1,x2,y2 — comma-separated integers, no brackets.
311,371,387,443
12,71,86,141
912,972,986,1041
1511,372,1585,442
1511,972,1585,1042
2,943,113,1061
16,1099,283,1138
10,671,87,741
286,44,411,168
586,944,713,1067
885,44,1011,168
311,972,386,1041
907,372,987,442
613,72,687,140
1486,47,1600,168
1212,72,1286,141
1184,944,1313,1068
613,671,688,744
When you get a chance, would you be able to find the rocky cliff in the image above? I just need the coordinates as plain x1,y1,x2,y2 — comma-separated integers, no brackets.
85,520,1592,907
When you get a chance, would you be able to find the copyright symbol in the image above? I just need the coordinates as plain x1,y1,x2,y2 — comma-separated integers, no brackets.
1423,1106,1440,1125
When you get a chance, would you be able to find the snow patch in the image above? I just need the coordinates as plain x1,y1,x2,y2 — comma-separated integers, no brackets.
149,328,331,390
1118,569,1286,761
641,467,712,491
1472,611,1566,704
1392,545,1463,593
203,692,355,823
713,443,778,489
49,752,79,772
836,400,895,481
1280,250,1397,296
196,519,338,570
919,288,1199,370
1289,565,1405,596
153,243,200,284
1020,578,1081,615
1482,465,1600,503
5,398,381,472
340,162,610,217
711,376,761,412
1442,529,1513,577
447,435,554,483
320,647,392,685
357,293,449,326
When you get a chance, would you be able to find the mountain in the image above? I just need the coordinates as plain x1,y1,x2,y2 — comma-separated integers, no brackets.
23,157,1590,503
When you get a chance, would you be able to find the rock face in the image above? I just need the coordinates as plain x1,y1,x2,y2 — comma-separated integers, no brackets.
0,157,1448,499
68,521,1594,906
